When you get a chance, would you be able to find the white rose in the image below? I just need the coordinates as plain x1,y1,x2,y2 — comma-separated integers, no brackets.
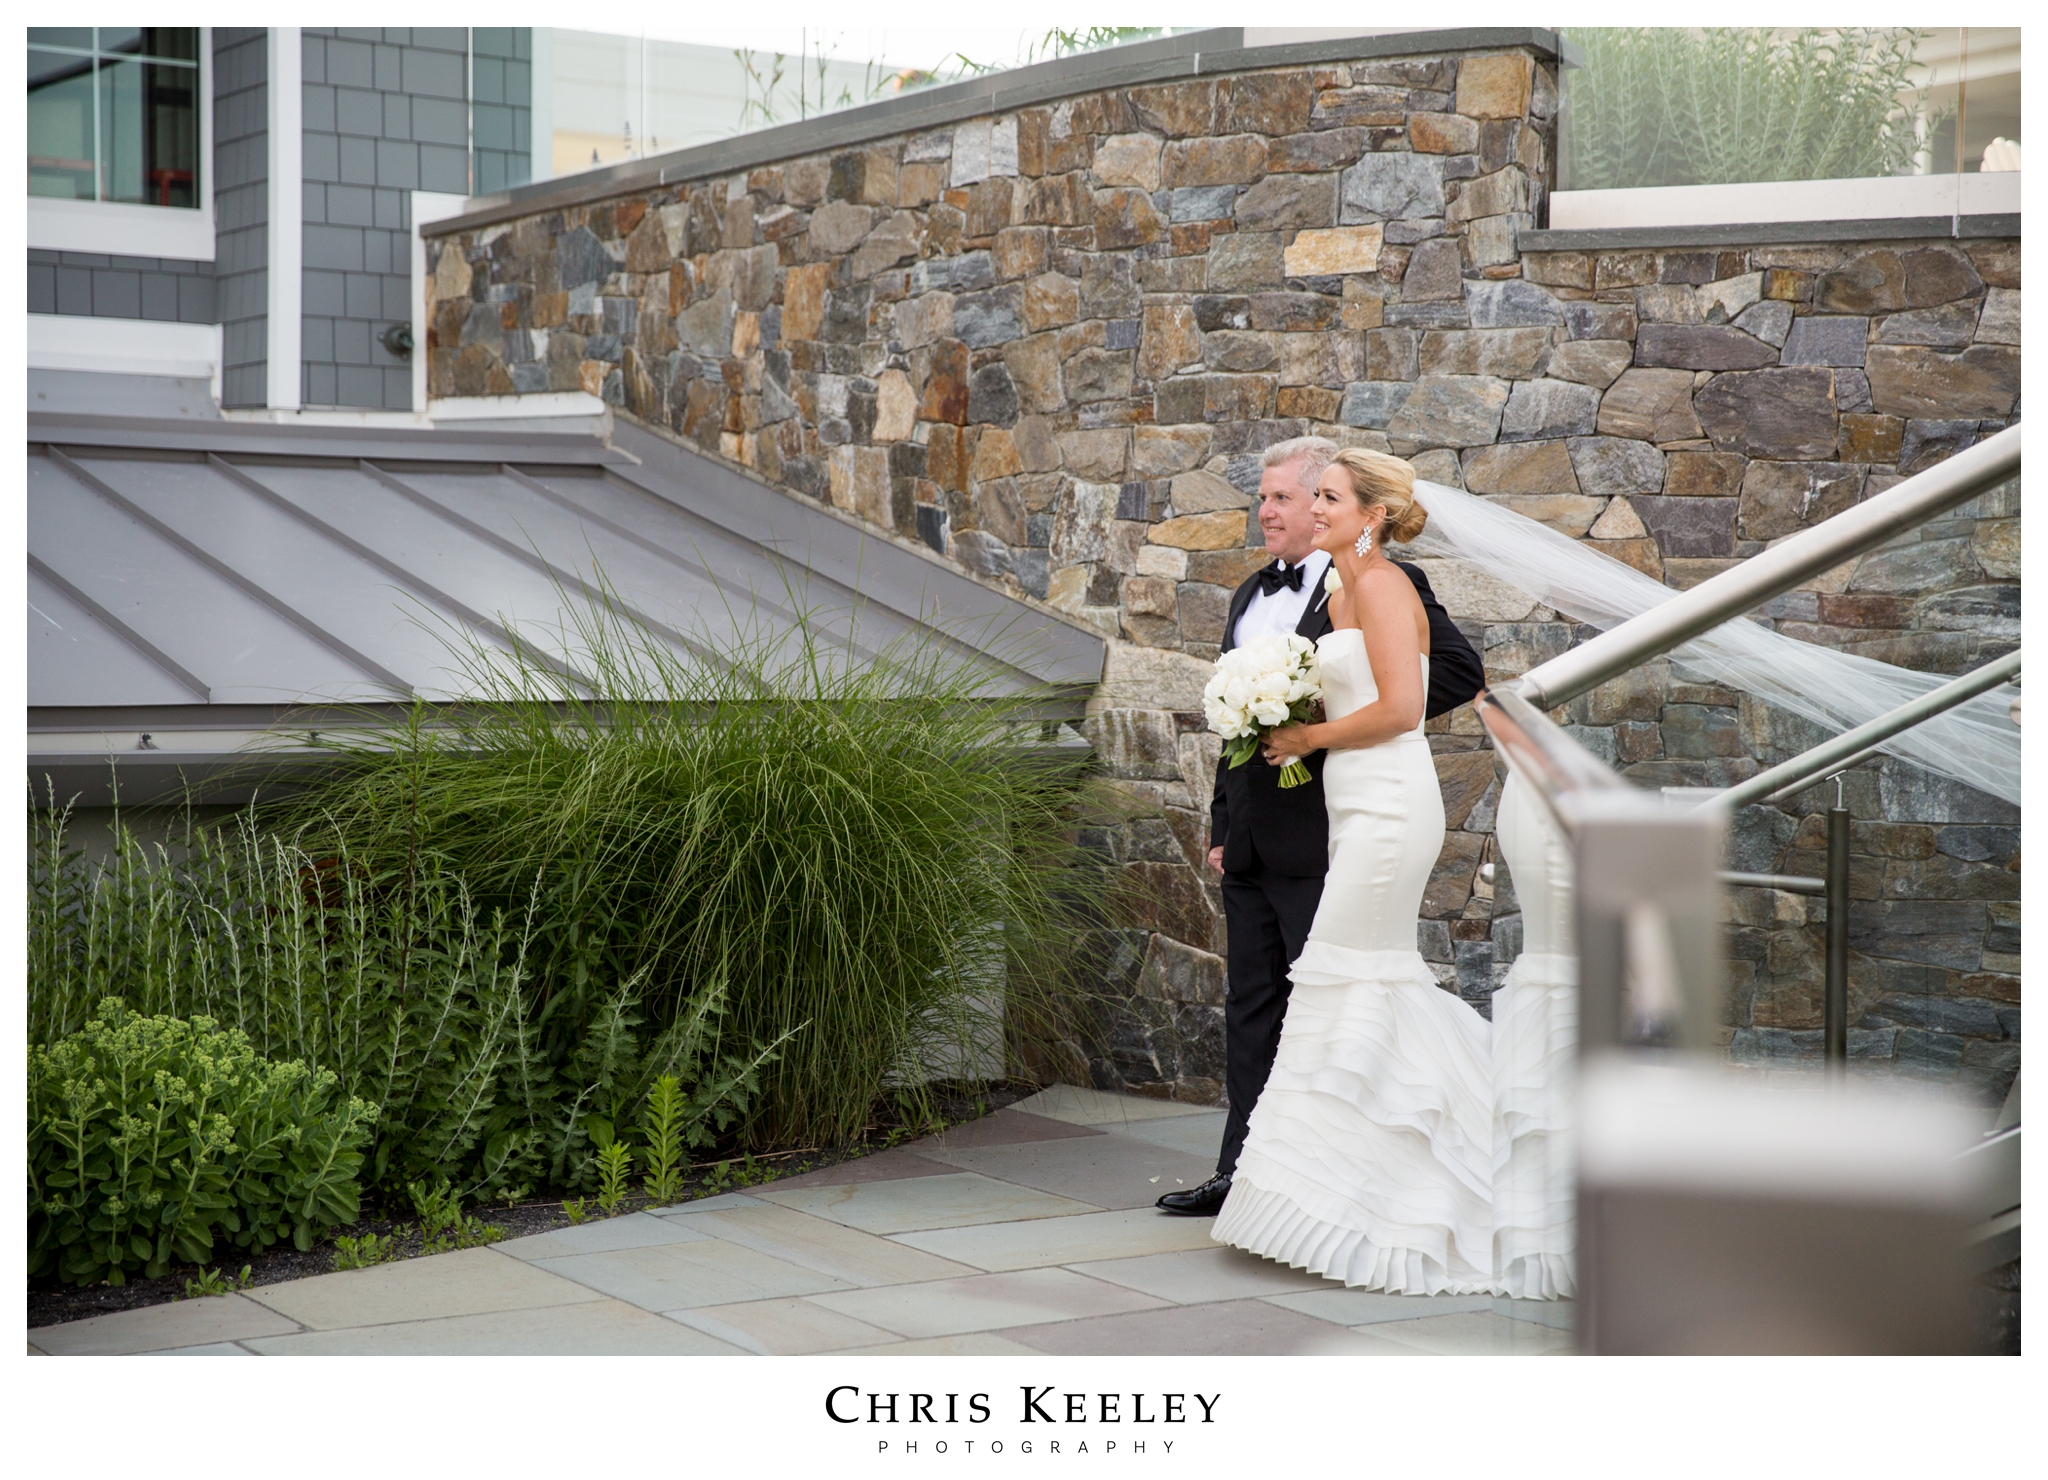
1249,697,1289,727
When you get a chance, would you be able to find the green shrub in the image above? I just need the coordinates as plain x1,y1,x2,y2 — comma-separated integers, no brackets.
1564,28,1945,189
29,999,378,1286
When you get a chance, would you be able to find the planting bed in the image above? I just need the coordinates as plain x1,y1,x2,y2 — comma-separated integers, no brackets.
28,1081,1031,1329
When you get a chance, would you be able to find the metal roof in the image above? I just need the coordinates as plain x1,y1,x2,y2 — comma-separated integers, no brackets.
28,413,1105,804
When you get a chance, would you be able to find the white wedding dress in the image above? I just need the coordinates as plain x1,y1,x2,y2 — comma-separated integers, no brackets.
1489,773,1578,1299
1211,628,1499,1295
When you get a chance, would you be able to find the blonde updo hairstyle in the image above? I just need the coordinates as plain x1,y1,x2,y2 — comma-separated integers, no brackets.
1327,447,1428,544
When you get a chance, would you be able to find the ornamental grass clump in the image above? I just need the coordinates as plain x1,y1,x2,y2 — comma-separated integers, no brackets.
28,999,377,1286
1564,28,1945,189
290,585,1104,1149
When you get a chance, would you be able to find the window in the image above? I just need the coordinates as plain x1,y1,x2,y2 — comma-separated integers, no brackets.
29,28,201,208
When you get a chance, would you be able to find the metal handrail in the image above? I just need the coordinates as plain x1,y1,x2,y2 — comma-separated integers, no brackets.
1510,424,2021,711
1720,871,1825,897
1720,646,2023,810
1711,650,2021,810
1762,744,1887,806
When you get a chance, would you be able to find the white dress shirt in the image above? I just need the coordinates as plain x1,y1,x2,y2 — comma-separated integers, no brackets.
1230,550,1331,648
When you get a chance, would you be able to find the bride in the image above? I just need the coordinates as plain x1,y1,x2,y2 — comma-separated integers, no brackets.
1209,447,1498,1295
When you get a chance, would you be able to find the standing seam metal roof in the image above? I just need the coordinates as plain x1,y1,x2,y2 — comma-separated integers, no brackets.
28,414,1106,803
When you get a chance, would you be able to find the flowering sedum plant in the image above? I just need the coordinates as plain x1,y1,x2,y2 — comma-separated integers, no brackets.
1203,633,1324,789
28,999,378,1286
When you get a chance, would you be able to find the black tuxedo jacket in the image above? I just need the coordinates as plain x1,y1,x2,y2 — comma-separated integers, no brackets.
1208,559,1483,878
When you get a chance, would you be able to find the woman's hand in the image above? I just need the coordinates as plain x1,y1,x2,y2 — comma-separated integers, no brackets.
1261,723,1320,766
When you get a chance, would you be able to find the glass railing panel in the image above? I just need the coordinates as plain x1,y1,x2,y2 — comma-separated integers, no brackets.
524,25,1173,189
1558,26,2020,191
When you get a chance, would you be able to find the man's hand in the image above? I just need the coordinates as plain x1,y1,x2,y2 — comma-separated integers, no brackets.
1207,845,1225,874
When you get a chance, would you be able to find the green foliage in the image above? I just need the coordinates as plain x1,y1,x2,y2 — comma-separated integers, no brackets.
332,1231,396,1270
180,1264,253,1300
1031,27,1163,62
285,590,1103,1150
561,1198,591,1225
27,791,780,1203
408,1177,505,1254
595,1142,633,1216
700,1152,779,1195
27,585,1102,1239
28,801,549,1201
638,1074,687,1206
27,1000,377,1286
1564,28,1946,189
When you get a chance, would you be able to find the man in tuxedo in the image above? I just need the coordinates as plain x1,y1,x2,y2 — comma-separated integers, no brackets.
1157,436,1485,1216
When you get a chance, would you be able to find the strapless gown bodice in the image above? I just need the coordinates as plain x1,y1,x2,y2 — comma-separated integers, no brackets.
1313,627,1428,738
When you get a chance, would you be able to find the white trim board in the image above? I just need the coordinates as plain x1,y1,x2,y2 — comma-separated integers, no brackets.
265,27,303,410
410,190,472,413
1550,172,2020,232
29,314,222,381
428,392,608,422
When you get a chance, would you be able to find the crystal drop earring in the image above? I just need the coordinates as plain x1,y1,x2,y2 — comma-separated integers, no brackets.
1355,525,1373,558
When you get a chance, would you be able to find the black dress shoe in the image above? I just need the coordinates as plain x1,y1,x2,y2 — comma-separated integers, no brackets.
1156,1173,1232,1216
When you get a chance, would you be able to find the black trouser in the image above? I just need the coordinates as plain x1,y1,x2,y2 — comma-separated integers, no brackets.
1217,863,1325,1177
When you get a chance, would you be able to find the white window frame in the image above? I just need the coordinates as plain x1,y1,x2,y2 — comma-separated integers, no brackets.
27,26,216,261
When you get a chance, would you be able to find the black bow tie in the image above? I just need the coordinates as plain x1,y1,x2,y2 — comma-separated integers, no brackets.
1253,560,1302,597
1256,563,1305,595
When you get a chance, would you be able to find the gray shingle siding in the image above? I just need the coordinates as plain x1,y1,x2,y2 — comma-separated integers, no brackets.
214,27,270,407
471,29,533,199
299,26,513,410
29,250,218,324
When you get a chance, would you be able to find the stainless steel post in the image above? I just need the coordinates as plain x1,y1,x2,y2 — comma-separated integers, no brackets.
1825,805,1850,1071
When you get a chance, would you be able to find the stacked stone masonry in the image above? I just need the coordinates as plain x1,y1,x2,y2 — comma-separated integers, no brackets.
426,43,2019,1109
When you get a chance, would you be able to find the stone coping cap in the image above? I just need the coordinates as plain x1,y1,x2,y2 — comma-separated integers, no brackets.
424,26,1565,238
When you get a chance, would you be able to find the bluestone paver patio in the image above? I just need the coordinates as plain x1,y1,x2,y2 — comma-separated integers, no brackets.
27,1086,1576,1356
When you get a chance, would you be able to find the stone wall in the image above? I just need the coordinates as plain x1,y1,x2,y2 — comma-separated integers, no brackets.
422,37,2019,1109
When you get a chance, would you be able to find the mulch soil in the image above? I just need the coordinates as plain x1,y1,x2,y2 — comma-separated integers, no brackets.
29,1081,1031,1330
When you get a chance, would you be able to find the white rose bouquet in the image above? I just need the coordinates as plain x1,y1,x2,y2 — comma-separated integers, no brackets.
1202,633,1324,789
